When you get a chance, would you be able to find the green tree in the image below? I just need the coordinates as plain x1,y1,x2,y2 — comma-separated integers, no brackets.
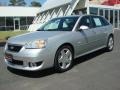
31,1,41,7
9,0,26,6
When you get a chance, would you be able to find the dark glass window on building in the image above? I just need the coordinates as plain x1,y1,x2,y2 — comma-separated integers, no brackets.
119,10,120,28
115,10,118,28
0,17,5,31
99,9,103,16
73,8,87,15
0,17,5,26
110,10,113,25
90,7,98,15
20,17,27,30
27,17,34,25
105,10,109,20
6,17,14,26
20,17,27,25
6,17,14,31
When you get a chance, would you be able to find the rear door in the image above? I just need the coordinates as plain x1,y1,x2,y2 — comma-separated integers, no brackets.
91,16,109,48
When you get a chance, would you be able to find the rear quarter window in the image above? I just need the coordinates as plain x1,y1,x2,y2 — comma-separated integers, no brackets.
99,17,110,26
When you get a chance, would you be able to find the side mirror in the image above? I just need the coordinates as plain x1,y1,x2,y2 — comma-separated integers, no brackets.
79,25,89,31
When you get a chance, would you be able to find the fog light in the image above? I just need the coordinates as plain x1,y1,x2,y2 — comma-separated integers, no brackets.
29,62,36,67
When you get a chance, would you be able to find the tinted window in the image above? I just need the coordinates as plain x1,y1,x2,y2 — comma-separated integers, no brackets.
44,19,60,30
38,17,79,31
92,16,109,28
79,16,92,28
100,17,109,26
93,17,102,27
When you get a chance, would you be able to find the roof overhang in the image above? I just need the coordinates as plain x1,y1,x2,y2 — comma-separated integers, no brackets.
0,6,40,17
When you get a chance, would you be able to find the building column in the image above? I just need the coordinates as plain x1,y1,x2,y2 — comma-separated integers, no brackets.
86,0,90,15
87,6,90,15
5,17,6,31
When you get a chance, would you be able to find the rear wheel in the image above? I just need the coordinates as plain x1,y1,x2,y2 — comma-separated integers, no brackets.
106,36,114,51
54,45,73,72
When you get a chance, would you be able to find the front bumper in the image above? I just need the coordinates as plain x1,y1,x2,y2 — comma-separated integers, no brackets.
4,45,52,71
5,59,43,71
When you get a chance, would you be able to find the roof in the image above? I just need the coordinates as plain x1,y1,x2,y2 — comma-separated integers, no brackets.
40,0,72,12
0,6,40,17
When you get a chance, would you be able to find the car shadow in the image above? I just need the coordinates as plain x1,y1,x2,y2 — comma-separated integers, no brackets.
7,67,55,78
7,49,106,78
73,49,106,66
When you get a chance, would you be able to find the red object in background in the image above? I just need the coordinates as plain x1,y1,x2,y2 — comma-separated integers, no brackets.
102,0,120,6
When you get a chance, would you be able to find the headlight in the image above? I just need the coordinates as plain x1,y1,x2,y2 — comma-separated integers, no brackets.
25,40,47,49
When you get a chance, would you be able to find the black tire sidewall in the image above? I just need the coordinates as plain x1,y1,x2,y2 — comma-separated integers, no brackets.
106,36,114,51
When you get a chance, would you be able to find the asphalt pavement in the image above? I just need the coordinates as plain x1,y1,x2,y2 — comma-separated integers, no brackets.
0,30,120,90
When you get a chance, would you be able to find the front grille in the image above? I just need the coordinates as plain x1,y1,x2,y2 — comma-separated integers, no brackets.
7,44,22,52
9,59,23,65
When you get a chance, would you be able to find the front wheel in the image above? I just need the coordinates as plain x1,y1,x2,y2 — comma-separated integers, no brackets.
54,45,73,72
106,36,114,51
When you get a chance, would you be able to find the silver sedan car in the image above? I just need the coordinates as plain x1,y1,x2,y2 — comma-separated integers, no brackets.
4,15,114,72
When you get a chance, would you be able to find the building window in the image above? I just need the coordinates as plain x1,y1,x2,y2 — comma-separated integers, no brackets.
73,8,87,15
6,17,14,31
20,17,27,30
89,7,98,15
115,10,118,28
0,17,5,31
99,9,103,16
110,10,113,25
105,10,109,20
27,17,34,25
119,10,120,28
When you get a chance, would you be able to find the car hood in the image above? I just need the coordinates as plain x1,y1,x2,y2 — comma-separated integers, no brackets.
7,31,68,45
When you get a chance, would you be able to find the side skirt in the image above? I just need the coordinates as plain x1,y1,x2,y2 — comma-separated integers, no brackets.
75,45,106,59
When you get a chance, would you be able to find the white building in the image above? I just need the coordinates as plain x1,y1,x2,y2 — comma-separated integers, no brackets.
0,6,40,31
28,0,120,31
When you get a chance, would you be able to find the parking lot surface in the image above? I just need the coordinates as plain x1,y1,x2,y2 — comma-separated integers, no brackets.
0,30,120,90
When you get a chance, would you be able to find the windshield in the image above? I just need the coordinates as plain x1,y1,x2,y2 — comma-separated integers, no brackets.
38,17,79,31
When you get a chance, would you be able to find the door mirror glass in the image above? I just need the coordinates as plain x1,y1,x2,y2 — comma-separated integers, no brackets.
79,25,89,31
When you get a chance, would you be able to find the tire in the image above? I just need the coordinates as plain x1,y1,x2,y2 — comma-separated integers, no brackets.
106,36,114,52
54,45,73,73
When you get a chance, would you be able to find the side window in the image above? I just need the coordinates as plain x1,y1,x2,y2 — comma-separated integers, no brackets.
79,16,92,28
62,19,75,29
43,19,60,30
93,17,102,27
92,16,110,28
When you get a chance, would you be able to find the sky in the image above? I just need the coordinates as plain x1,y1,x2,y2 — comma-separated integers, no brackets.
0,0,47,6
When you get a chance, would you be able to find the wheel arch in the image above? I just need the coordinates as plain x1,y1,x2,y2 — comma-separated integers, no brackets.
57,43,75,57
109,33,114,38
54,42,75,60
54,43,75,72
